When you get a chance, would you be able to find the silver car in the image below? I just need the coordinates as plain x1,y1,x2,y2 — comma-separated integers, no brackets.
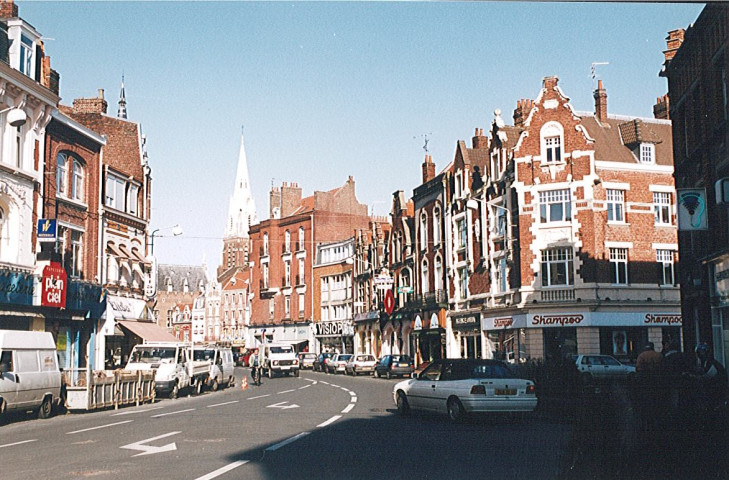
574,354,635,383
345,354,377,376
327,354,353,374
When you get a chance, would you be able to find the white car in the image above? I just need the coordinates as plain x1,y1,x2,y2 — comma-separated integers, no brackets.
327,354,353,374
393,359,537,422
574,354,635,383
345,354,377,376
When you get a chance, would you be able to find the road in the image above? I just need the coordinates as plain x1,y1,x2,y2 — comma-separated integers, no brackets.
0,367,570,480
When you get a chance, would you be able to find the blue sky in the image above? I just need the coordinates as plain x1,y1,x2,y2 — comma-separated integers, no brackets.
19,1,704,275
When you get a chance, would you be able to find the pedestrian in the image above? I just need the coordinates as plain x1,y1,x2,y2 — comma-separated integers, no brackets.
692,342,728,417
635,342,663,433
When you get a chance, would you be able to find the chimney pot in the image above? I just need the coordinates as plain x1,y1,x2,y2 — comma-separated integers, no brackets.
98,89,104,99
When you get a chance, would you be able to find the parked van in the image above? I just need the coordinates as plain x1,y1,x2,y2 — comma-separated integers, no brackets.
0,330,63,419
192,345,235,391
125,342,211,398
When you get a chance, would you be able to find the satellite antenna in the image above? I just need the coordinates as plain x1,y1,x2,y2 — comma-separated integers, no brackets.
591,62,609,88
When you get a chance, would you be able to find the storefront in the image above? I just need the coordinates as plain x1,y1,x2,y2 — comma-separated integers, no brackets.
97,293,160,369
412,312,445,366
379,310,412,357
450,313,482,359
481,314,527,363
709,255,729,369
353,311,381,356
0,267,39,331
314,320,354,354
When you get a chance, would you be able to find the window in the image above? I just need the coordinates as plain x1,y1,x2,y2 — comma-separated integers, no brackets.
541,248,574,287
545,136,562,163
72,159,84,201
610,248,628,284
421,259,429,293
298,258,305,284
654,192,672,225
15,124,22,168
433,206,441,245
70,231,82,278
105,174,126,211
606,189,624,222
19,34,33,77
640,143,655,164
263,233,269,255
657,250,675,286
494,206,507,235
285,230,291,253
127,184,138,215
284,261,290,286
284,296,290,317
540,189,572,223
56,153,67,195
456,218,467,249
262,264,269,288
496,257,507,293
434,255,443,292
458,267,468,299
298,227,305,250
420,212,428,251
298,293,305,317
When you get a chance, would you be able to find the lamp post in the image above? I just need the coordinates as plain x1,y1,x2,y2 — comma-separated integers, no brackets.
148,224,183,257
144,224,183,299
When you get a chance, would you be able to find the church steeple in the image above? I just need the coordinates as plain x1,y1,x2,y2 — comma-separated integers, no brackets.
117,75,127,119
224,128,257,240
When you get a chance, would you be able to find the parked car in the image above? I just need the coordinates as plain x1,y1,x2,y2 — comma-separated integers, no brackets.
313,353,334,372
298,352,317,370
241,348,259,367
191,345,235,391
393,358,537,423
345,354,377,376
374,354,414,379
327,354,353,374
574,354,635,383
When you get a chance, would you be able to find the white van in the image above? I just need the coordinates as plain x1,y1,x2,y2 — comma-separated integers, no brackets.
192,346,235,391
0,330,62,419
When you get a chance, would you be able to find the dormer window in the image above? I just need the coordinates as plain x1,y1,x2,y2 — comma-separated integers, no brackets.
545,136,562,163
640,143,655,164
19,34,33,77
540,122,564,164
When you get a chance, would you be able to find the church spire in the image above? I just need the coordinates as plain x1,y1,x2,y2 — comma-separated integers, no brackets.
117,75,127,119
224,128,257,239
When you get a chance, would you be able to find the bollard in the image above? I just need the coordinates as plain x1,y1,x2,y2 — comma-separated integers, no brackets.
242,376,248,390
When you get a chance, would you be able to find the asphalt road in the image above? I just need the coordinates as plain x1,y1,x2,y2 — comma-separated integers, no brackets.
0,367,570,480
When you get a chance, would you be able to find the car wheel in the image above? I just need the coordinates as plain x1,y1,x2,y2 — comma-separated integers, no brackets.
374,369,380,378
295,369,300,378
211,378,219,392
447,397,466,423
268,368,273,379
38,396,53,419
196,379,204,395
386,371,392,380
227,376,235,388
169,382,179,399
396,391,410,416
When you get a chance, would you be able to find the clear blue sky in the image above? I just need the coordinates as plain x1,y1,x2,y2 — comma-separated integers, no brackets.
19,1,704,275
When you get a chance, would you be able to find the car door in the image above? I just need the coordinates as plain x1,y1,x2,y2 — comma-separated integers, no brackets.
0,350,18,409
408,361,442,411
588,356,609,379
601,355,622,379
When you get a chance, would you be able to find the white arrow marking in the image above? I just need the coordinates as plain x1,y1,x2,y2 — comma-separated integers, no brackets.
267,401,300,410
121,431,180,457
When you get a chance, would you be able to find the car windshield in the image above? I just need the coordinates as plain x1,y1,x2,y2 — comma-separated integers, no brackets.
193,349,214,361
129,347,176,364
270,346,293,354
302,353,316,359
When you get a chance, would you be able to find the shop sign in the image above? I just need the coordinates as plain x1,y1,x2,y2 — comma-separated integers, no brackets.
0,269,34,306
525,311,682,328
482,315,528,330
67,282,104,319
314,320,354,337
451,315,478,330
643,314,682,326
107,295,147,320
531,314,584,327
41,262,67,308
713,258,729,305
37,219,57,242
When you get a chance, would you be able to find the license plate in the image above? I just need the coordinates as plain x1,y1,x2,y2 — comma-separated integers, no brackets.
495,389,516,396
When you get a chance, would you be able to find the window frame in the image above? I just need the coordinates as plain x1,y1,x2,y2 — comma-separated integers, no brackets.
56,153,67,195
541,247,574,287
653,192,672,225
606,189,625,223
71,159,84,201
639,143,655,164
609,248,629,285
657,249,675,286
539,189,572,224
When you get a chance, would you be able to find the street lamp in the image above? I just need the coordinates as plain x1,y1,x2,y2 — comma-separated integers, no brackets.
144,224,183,300
148,224,183,257
0,106,27,127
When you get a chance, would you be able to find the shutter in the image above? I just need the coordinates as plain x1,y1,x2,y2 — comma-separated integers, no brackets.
0,22,8,64
34,44,42,82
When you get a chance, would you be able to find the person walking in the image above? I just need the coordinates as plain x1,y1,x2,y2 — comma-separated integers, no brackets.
635,342,662,432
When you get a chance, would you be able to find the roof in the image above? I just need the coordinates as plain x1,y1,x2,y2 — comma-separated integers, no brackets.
157,264,208,291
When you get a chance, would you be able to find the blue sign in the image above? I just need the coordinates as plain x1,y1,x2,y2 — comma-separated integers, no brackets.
67,281,105,319
0,270,34,306
37,219,57,242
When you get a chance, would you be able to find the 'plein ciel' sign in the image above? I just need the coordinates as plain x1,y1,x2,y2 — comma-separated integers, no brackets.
41,262,67,308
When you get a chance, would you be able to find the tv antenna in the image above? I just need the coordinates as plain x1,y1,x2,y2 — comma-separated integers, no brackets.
413,132,433,153
591,62,609,88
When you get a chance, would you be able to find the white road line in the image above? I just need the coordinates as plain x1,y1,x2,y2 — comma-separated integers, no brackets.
320,381,329,385
207,400,239,408
349,391,356,396
265,432,310,451
0,439,37,449
151,408,195,418
194,460,249,480
278,389,295,394
247,394,271,400
67,420,133,434
342,404,355,414
298,385,311,390
330,384,340,388
351,397,357,403
111,406,164,416
317,415,342,428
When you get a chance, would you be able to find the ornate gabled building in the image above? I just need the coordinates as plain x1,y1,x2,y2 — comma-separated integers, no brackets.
154,263,207,342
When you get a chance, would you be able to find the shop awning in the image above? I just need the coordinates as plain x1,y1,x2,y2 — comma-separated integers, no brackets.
107,241,126,258
118,244,132,258
131,247,148,264
118,320,178,342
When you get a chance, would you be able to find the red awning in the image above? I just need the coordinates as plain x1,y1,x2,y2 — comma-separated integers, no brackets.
118,321,178,342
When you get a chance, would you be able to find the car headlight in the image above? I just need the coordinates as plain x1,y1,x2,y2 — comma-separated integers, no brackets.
273,360,279,366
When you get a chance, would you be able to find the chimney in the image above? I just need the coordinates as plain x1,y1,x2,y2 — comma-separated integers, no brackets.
72,89,108,115
280,181,302,218
422,154,436,184
663,29,685,65
472,128,488,149
594,79,608,123
269,185,281,219
0,0,18,19
513,99,533,127
653,94,670,120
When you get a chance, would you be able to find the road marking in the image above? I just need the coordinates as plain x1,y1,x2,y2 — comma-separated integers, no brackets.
340,387,349,392
317,415,342,428
330,384,340,388
265,432,310,452
111,406,164,416
67,420,133,434
320,381,329,385
195,460,249,480
351,397,357,403
121,431,180,457
151,408,195,418
278,389,295,394
207,400,239,408
267,401,299,410
0,439,37,448
298,385,311,390
248,394,271,400
342,404,355,413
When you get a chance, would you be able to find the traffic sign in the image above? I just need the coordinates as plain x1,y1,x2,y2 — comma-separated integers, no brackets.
397,286,413,294
384,290,395,315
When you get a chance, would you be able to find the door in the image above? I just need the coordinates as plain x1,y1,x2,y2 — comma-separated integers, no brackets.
408,361,442,411
14,349,42,408
0,350,18,409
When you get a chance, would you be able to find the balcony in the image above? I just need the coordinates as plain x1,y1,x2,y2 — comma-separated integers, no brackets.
540,288,575,302
406,290,447,308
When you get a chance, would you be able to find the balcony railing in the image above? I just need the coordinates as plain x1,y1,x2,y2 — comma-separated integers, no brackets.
540,288,575,302
405,290,447,308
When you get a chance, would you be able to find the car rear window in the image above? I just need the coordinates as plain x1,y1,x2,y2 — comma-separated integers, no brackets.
339,355,353,361
393,355,411,362
463,363,515,379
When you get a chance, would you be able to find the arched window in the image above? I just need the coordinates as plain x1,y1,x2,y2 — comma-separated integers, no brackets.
433,205,441,246
434,255,443,292
421,258,429,293
540,121,564,163
419,212,428,251
56,153,67,195
72,159,84,201
298,227,305,251
285,230,291,253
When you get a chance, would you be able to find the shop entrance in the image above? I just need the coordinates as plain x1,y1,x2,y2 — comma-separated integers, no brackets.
459,332,481,359
415,329,444,366
544,327,577,365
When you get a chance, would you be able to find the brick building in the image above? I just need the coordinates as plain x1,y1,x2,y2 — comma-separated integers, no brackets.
154,264,208,344
660,3,729,366
248,177,370,352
